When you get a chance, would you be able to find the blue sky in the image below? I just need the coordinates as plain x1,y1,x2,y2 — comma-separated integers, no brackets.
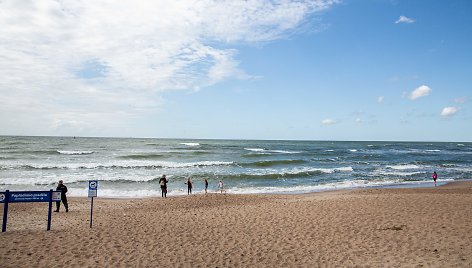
1,0,471,141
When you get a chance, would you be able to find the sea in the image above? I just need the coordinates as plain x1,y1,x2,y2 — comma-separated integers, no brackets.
1,136,471,197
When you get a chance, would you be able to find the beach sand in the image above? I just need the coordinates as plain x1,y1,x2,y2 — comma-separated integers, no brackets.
1,181,471,267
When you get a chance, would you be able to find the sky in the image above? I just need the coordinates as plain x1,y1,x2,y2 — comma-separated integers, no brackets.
1,0,471,141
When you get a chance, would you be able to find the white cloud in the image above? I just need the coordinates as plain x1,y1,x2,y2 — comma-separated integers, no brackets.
395,16,415,24
377,96,384,103
0,0,339,136
321,119,337,125
408,85,431,100
355,118,362,123
441,107,459,117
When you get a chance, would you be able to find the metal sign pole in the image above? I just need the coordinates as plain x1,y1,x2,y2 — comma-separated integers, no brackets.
2,190,9,232
90,196,94,228
47,189,53,231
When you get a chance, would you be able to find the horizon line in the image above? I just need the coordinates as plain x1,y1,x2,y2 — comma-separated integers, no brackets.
1,134,471,143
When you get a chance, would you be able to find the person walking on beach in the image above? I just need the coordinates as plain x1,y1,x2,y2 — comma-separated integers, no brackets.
54,180,68,212
186,178,193,195
218,180,225,194
204,178,209,194
159,175,169,198
432,171,438,187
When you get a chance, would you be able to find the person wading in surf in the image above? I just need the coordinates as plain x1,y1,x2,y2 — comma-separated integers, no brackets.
185,178,193,195
204,178,209,194
159,175,169,198
432,171,438,187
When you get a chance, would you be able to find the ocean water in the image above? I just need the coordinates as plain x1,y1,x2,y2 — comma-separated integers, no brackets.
0,136,471,197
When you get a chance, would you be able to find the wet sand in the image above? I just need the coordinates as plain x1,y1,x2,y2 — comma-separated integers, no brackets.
1,181,471,267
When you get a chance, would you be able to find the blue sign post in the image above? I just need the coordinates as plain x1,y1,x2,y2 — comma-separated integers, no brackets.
1,189,61,232
88,180,98,228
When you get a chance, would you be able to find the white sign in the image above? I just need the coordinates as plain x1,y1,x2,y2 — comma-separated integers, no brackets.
88,190,97,197
52,191,61,201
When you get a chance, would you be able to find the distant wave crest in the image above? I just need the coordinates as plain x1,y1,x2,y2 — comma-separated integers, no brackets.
227,166,354,180
386,164,420,170
242,159,307,167
244,148,301,154
14,160,234,170
57,150,94,155
119,154,168,160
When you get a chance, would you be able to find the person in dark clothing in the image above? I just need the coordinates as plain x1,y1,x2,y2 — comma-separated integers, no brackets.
204,178,208,194
159,175,169,198
54,180,68,212
186,178,193,195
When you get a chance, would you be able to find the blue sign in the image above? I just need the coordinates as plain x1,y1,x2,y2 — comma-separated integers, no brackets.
88,180,98,228
89,180,98,190
0,191,61,203
88,180,98,197
1,189,61,232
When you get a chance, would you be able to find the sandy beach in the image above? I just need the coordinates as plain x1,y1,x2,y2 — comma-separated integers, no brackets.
1,181,471,267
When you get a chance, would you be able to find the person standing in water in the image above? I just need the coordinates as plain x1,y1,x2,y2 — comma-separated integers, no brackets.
159,175,169,198
218,180,224,194
186,178,193,195
432,171,438,187
204,178,209,194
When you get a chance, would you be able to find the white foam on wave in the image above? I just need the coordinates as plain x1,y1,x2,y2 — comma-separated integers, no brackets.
180,143,200,146
334,166,355,172
349,149,358,152
441,163,458,167
245,148,265,152
271,150,301,154
247,166,354,176
228,178,455,195
57,150,94,155
425,150,441,152
309,166,354,174
7,160,234,170
372,169,424,177
0,177,56,186
166,161,233,168
386,164,421,170
244,148,301,154
449,166,472,173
